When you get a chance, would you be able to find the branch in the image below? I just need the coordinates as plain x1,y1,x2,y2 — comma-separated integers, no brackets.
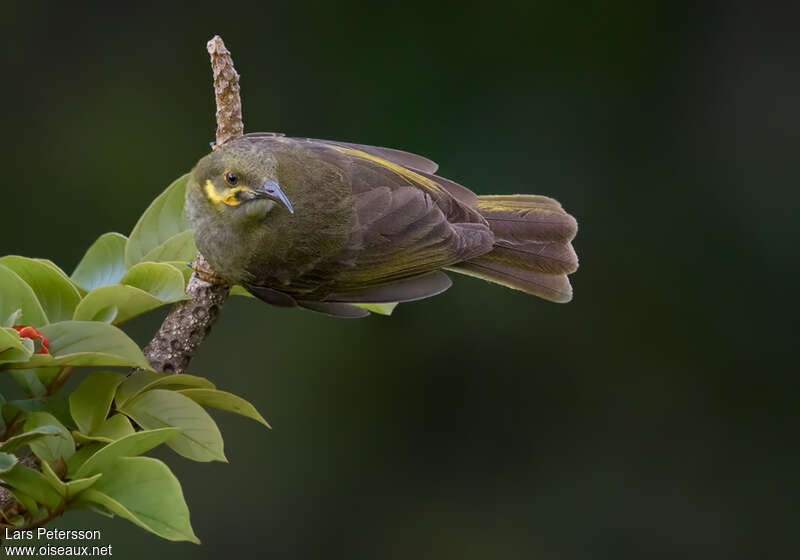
143,36,242,372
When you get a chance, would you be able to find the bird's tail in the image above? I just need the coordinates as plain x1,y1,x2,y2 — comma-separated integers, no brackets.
448,195,579,303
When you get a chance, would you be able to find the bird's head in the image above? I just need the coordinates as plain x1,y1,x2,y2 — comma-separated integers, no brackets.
188,140,294,222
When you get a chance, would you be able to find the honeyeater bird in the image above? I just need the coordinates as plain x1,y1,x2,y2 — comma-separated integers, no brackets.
186,133,578,318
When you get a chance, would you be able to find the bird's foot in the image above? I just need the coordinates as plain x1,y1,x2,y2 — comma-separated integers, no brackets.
191,256,227,285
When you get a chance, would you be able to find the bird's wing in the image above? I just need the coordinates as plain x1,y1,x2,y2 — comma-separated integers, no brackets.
295,137,440,174
313,152,495,299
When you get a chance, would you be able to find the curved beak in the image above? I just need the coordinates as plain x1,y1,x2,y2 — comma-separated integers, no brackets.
253,180,294,214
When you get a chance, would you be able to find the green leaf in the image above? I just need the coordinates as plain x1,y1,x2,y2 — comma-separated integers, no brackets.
74,427,180,479
139,231,197,264
78,457,199,543
34,259,82,290
65,473,103,499
0,264,48,327
178,388,271,428
69,371,125,434
71,233,129,291
0,425,65,453
2,308,22,327
41,460,104,499
8,488,38,515
8,321,150,370
120,389,225,463
116,371,215,408
73,413,135,444
121,262,187,301
165,261,194,284
66,442,104,478
125,174,191,268
34,366,63,386
86,502,115,518
91,414,135,440
74,285,166,324
24,412,75,463
40,459,67,495
0,393,5,433
114,371,163,406
1,464,62,509
10,369,47,397
3,395,74,429
230,285,254,298
0,451,18,473
73,432,113,445
0,327,34,365
0,256,82,323
354,302,398,316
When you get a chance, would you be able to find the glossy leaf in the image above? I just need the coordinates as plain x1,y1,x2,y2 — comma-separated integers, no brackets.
73,432,114,445
354,302,398,316
65,473,103,499
32,366,61,386
139,230,197,265
66,442,105,478
74,427,180,479
0,327,34,365
0,256,82,323
0,264,48,327
73,413,135,444
2,308,22,327
71,233,128,291
1,464,62,509
116,371,215,408
120,389,226,462
0,451,18,473
34,259,82,291
24,412,75,463
74,285,165,324
8,321,150,370
9,369,46,398
40,459,67,495
120,262,186,301
165,261,194,283
92,414,135,440
69,371,125,434
230,285,254,298
9,488,38,515
79,457,199,543
3,395,74,430
0,425,65,453
178,388,271,428
40,459,103,499
125,174,191,268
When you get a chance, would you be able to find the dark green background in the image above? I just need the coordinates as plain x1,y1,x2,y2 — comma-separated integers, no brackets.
1,2,797,558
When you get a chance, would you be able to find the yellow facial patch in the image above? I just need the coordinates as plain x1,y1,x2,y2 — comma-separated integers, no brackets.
331,146,444,198
204,180,248,207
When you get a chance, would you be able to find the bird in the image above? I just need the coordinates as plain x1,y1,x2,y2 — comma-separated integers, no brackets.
185,133,578,318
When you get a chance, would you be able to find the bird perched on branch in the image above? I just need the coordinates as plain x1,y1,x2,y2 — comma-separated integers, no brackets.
186,133,578,317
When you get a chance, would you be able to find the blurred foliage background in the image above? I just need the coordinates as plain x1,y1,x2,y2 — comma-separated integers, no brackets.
0,1,797,558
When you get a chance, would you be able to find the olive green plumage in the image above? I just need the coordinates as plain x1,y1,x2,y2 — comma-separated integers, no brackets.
185,133,578,317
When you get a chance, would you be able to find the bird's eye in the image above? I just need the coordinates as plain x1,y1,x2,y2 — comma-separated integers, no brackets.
225,172,239,186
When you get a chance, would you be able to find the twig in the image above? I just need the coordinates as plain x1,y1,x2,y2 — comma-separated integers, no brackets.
143,35,242,372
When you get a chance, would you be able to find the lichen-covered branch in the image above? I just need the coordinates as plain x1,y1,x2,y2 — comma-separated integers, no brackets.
143,36,242,372
207,35,243,148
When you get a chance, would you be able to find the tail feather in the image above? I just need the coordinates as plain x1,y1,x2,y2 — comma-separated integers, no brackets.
476,195,577,244
453,261,574,303
450,194,578,303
